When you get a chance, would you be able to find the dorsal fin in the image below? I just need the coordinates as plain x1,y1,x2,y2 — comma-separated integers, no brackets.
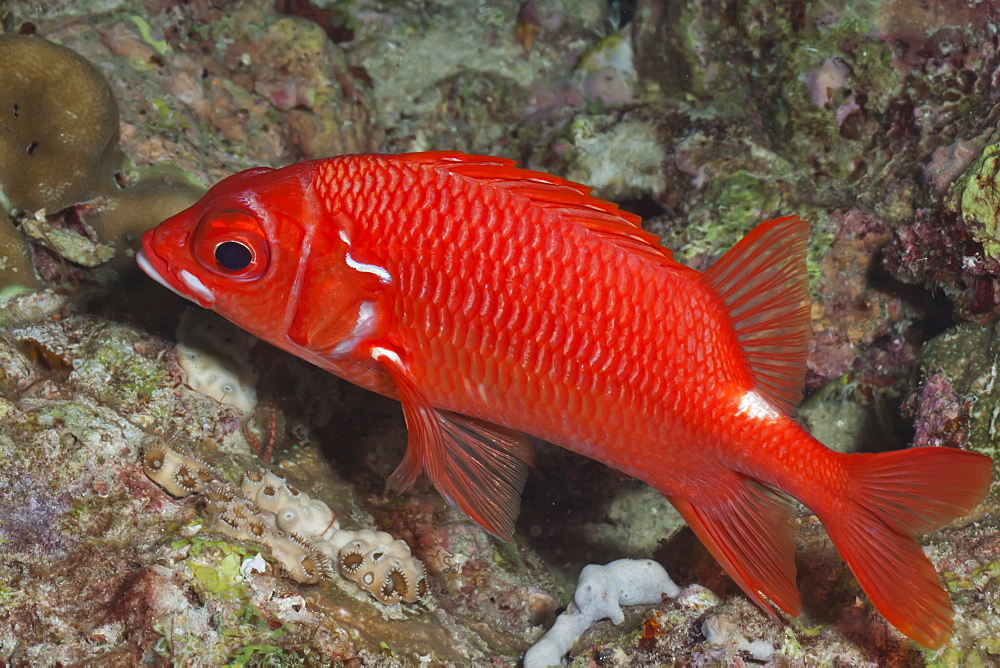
701,216,811,415
398,151,679,267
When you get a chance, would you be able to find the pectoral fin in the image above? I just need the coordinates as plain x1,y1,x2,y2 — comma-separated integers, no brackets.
372,347,534,540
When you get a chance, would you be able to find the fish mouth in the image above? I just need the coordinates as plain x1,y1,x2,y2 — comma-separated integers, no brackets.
137,231,216,308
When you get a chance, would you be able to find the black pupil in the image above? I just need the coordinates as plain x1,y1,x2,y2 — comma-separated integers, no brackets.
215,241,253,271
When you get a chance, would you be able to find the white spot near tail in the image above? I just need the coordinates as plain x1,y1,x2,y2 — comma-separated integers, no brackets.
737,390,781,421
371,346,402,366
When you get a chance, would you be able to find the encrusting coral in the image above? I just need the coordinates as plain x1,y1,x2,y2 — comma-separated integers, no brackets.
141,442,428,603
142,441,215,498
174,309,258,413
240,469,337,537
203,481,335,585
0,34,203,284
333,529,430,605
88,166,207,269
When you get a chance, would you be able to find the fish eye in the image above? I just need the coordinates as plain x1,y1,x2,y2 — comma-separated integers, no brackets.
192,209,269,280
214,241,253,272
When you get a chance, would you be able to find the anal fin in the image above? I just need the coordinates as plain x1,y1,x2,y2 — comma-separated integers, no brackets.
669,475,800,617
373,347,534,540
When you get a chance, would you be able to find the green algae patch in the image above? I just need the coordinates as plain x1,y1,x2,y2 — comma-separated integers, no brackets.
951,142,1000,261
705,170,787,235
155,540,296,665
927,647,991,667
177,538,261,596
71,325,175,419
189,554,245,598
127,15,170,56
227,644,292,667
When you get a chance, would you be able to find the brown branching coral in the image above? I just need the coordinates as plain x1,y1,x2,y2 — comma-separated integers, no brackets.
0,34,203,284
0,217,37,288
0,34,122,215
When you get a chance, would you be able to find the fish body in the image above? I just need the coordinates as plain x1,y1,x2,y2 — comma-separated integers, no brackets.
139,151,992,649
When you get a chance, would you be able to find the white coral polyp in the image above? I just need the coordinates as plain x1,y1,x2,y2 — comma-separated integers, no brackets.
175,342,257,413
142,442,214,497
144,453,429,604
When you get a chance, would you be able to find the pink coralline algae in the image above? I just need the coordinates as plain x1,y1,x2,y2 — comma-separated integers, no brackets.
924,137,986,195
884,209,1000,321
807,57,850,107
904,373,967,449
807,209,908,384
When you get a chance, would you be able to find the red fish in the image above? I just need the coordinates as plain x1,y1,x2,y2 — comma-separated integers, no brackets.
138,151,992,648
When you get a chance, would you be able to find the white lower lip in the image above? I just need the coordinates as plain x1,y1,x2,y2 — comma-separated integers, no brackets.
137,249,213,306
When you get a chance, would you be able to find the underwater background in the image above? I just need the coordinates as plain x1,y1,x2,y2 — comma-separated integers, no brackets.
0,0,998,664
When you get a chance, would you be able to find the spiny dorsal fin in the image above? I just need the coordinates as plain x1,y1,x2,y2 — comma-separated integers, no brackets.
700,216,811,415
399,151,679,267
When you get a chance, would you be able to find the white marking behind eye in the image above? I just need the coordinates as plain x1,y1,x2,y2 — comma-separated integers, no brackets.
337,229,391,284
180,269,216,305
345,251,391,284
330,301,379,358
737,390,781,421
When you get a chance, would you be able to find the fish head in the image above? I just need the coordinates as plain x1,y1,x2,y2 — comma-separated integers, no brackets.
137,164,314,341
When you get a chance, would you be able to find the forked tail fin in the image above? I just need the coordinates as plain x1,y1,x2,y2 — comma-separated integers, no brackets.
824,447,992,649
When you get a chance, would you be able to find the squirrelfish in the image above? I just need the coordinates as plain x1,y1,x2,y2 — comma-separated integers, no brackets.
138,151,992,648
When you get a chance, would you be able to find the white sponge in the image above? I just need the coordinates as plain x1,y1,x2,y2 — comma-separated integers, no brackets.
524,558,679,667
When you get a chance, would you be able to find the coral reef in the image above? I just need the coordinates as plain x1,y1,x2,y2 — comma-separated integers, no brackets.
1,0,999,664
335,529,429,605
0,34,204,283
0,34,122,216
0,218,36,288
701,611,776,661
562,115,666,201
143,441,214,497
948,139,1000,262
240,469,337,538
907,319,1000,465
